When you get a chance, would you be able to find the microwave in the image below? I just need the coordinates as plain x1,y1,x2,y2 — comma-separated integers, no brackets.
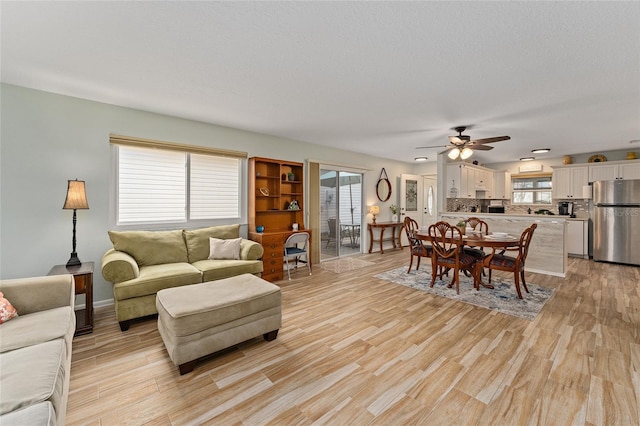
488,206,505,214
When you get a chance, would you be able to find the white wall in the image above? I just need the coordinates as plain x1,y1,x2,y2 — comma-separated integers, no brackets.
1,84,420,303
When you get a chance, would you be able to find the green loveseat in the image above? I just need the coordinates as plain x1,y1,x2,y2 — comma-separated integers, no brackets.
101,224,264,331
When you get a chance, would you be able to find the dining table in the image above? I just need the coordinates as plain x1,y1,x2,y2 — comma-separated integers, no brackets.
416,231,521,289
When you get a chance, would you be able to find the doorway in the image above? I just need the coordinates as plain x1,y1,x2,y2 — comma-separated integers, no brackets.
320,169,363,260
399,174,438,246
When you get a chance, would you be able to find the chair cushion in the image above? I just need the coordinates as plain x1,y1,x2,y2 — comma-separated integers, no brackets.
437,252,477,267
489,254,517,269
464,247,486,260
0,401,56,426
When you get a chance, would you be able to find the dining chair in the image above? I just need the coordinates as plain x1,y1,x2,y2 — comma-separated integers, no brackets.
403,217,432,273
486,223,537,299
428,221,478,294
284,232,311,280
464,217,489,271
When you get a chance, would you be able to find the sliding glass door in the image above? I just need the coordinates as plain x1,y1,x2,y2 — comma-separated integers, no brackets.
320,169,362,260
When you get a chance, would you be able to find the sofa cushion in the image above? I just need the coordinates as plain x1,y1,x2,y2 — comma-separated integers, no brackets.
0,306,74,353
192,259,263,282
0,339,66,417
0,291,18,323
108,230,188,267
0,401,56,426
112,263,202,300
208,237,242,260
183,224,240,263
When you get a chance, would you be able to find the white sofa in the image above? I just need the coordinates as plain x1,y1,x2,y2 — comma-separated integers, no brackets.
0,275,75,425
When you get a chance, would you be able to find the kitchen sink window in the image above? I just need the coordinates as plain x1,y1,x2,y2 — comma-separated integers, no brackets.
512,175,552,205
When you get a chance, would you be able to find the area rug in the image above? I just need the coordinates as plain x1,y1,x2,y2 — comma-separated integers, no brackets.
320,258,376,273
374,266,554,320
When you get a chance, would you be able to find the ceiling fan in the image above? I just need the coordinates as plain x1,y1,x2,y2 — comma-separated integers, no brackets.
417,126,510,160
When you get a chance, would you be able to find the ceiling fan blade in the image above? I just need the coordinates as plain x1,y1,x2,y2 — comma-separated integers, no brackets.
449,136,465,144
416,144,451,150
470,145,493,151
469,136,510,145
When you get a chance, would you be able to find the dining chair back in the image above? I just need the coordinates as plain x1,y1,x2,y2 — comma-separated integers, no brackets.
284,232,311,280
403,217,432,273
427,221,478,294
464,217,489,265
487,223,537,299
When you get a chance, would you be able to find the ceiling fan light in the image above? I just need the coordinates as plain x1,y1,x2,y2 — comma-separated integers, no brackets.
448,149,460,160
531,148,550,153
460,147,473,159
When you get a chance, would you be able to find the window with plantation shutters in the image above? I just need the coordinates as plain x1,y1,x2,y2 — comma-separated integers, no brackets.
111,135,246,227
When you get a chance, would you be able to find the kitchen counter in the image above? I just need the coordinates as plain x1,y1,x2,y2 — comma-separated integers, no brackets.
440,212,567,277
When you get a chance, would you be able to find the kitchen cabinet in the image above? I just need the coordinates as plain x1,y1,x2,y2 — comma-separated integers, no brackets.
447,164,473,198
492,171,512,199
566,220,588,259
552,166,589,199
446,163,494,199
589,160,640,182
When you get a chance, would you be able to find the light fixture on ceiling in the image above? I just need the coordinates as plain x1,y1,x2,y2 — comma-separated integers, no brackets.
447,147,474,160
520,157,535,161
531,148,550,153
414,156,428,162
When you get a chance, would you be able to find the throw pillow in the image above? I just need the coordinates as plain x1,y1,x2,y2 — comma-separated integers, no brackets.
0,292,18,324
208,237,242,260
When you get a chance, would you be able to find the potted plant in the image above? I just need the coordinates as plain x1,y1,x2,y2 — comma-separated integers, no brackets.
456,220,466,235
389,204,398,222
287,172,295,181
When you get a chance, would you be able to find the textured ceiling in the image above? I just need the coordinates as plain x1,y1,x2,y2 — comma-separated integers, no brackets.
2,2,639,164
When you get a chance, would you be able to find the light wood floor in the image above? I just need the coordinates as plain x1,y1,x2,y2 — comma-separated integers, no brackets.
67,251,640,425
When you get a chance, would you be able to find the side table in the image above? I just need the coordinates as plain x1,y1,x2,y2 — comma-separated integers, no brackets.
48,261,94,336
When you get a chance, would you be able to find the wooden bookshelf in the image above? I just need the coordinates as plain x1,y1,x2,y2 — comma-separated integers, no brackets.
248,157,311,281
249,157,305,233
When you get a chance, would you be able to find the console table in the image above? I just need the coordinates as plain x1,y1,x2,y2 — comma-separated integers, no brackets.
367,222,404,254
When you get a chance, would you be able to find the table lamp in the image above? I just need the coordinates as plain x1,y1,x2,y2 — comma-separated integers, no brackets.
63,179,89,267
368,205,380,224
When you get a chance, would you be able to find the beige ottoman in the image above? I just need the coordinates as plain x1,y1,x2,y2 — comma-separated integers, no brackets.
156,273,281,374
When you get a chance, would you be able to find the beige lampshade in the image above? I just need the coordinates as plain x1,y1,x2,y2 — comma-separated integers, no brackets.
368,205,380,215
63,180,89,210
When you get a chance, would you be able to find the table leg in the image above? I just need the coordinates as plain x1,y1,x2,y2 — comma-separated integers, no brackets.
391,227,397,249
368,226,374,253
379,228,386,254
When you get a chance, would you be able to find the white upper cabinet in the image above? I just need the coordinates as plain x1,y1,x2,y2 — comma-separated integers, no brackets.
446,163,496,199
492,171,512,199
589,160,640,181
552,166,589,199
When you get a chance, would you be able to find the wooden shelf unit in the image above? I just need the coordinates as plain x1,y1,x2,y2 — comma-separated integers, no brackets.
249,157,305,232
249,157,311,282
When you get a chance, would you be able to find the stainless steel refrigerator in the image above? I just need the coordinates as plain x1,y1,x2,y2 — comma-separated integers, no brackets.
593,179,640,266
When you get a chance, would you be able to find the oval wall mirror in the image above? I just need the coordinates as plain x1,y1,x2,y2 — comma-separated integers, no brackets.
376,168,392,202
